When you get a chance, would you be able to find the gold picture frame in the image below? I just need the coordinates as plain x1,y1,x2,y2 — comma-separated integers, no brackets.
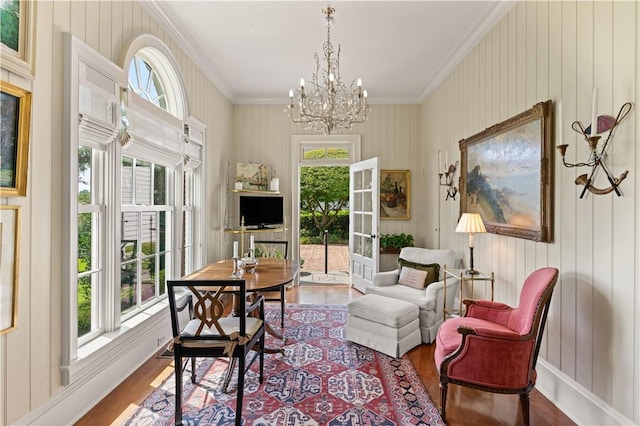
1,205,20,335
1,80,31,197
0,0,37,78
459,100,553,242
380,170,410,220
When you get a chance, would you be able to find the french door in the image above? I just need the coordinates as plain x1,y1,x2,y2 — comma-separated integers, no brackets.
349,157,380,293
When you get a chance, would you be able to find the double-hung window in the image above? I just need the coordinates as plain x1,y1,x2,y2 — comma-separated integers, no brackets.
64,34,205,384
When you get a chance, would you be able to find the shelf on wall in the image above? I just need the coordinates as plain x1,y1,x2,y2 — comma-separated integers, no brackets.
228,189,280,194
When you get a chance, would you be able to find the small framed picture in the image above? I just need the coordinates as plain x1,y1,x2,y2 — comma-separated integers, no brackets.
380,170,410,220
1,80,32,197
1,205,20,335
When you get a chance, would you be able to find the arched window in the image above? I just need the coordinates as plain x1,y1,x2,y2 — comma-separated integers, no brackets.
63,34,205,385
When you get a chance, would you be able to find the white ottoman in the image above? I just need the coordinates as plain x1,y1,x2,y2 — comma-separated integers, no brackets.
346,294,421,358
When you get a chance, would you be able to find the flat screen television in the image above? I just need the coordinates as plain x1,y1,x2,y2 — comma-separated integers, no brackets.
239,195,284,228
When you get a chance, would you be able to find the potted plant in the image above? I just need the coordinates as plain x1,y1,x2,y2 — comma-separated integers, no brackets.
380,233,414,254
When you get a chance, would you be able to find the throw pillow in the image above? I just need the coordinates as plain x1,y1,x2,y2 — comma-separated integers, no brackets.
397,258,440,286
398,267,429,289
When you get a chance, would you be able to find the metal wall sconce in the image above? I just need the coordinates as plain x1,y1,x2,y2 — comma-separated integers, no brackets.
557,101,632,198
439,161,459,201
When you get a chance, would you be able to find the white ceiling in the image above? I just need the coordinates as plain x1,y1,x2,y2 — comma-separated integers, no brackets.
146,1,514,104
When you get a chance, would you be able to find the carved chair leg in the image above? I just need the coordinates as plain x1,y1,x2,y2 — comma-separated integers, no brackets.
439,381,448,421
520,392,530,426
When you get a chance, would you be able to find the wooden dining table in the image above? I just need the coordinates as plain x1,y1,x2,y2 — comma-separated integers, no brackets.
184,257,300,346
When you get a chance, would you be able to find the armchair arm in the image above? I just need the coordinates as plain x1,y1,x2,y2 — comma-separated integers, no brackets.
458,324,522,341
246,294,265,319
373,269,400,287
464,299,514,326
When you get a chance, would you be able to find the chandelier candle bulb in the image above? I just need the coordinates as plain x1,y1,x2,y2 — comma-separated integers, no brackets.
558,100,563,146
439,151,442,173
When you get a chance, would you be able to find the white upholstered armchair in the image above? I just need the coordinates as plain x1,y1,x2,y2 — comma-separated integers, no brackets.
366,247,458,343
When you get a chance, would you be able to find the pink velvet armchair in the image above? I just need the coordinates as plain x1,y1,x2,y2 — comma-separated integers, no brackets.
434,267,559,426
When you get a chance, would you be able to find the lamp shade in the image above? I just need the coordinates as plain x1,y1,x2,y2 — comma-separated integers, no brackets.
455,213,486,234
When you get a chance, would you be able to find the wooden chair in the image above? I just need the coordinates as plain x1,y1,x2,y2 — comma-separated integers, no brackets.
434,267,559,426
253,240,289,329
167,279,265,426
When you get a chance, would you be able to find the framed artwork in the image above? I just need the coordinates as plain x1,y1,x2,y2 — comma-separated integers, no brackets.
1,81,31,197
380,170,410,220
236,162,270,191
459,100,552,242
0,0,36,78
1,205,20,335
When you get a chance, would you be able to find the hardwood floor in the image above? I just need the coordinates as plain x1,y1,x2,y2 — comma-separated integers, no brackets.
76,285,575,425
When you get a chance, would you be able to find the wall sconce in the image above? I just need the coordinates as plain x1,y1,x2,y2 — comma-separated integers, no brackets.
438,151,458,201
556,96,632,198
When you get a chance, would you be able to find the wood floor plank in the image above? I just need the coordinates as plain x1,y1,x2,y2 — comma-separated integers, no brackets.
76,285,575,425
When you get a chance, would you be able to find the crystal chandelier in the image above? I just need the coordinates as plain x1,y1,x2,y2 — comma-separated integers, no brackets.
286,6,371,135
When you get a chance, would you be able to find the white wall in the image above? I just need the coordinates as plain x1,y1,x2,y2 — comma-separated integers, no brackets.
0,1,232,424
424,1,639,424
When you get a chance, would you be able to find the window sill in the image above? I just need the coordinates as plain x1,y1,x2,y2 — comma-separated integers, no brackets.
64,300,170,385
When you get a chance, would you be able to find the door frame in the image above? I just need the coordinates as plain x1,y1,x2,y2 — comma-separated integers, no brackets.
291,135,361,283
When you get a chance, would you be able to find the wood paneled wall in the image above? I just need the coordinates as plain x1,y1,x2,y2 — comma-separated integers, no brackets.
423,1,639,423
0,1,232,424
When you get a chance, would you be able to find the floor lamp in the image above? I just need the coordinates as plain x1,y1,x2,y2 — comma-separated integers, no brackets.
455,213,486,275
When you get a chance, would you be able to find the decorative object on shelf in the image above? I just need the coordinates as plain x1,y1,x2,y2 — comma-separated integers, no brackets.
1,80,31,197
0,205,20,335
380,233,414,254
460,100,552,243
556,92,632,198
438,151,458,201
236,162,269,191
380,170,410,220
455,213,486,275
286,6,371,135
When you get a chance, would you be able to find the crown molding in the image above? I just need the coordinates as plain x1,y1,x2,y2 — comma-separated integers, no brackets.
418,0,516,103
141,1,235,102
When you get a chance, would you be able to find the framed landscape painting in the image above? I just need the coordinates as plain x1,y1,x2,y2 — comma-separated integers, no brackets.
459,100,552,242
1,80,31,197
0,0,36,78
380,170,410,220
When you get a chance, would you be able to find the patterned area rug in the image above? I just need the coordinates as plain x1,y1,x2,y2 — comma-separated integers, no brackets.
125,304,444,425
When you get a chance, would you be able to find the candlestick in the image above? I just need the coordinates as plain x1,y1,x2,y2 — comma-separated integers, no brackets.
591,88,598,136
233,241,238,258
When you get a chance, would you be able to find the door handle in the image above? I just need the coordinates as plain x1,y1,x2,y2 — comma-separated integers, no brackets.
370,234,376,239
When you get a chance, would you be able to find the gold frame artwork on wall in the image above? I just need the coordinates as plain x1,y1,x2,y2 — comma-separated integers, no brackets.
380,170,410,220
1,80,31,197
0,205,20,335
459,100,552,242
0,0,37,78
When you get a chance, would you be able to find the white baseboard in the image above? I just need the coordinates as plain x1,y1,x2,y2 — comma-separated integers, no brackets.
14,314,171,426
537,359,637,425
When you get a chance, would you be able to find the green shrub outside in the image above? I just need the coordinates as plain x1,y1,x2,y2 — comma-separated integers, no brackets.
299,210,349,244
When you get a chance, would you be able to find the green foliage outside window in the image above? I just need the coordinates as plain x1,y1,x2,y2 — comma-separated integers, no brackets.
0,0,19,51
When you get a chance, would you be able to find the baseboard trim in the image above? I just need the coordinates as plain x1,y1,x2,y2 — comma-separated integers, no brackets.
537,359,636,425
13,313,170,426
